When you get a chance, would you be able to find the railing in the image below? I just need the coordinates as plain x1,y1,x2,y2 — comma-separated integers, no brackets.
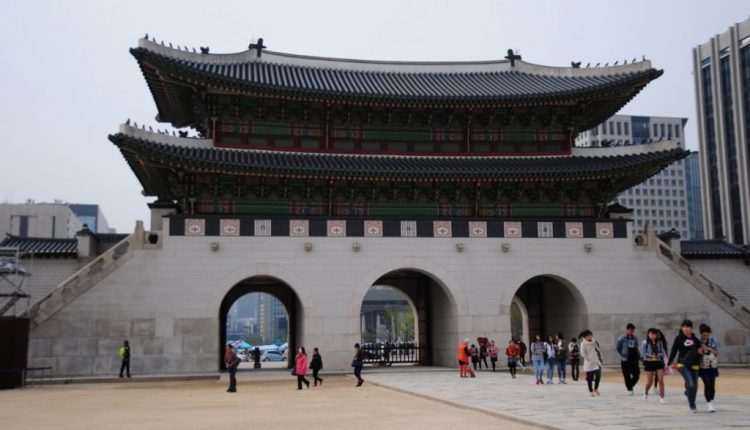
655,239,750,329
23,222,145,329
361,343,426,365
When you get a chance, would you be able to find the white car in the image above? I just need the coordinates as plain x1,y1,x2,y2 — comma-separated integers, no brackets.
261,350,285,362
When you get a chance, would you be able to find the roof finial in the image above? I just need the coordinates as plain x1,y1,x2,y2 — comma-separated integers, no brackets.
249,37,267,58
144,33,148,40
571,61,581,68
504,49,522,67
200,46,210,54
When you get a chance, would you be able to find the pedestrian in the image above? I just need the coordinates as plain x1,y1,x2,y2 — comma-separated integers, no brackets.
456,338,475,378
310,347,323,387
352,343,365,386
479,341,489,370
668,319,702,413
470,344,480,371
556,333,568,384
698,324,719,413
616,323,641,395
530,335,546,385
641,328,667,403
118,340,131,378
580,330,602,397
295,347,310,390
517,336,528,368
545,335,556,384
488,340,499,372
568,337,580,382
224,344,240,393
506,339,520,378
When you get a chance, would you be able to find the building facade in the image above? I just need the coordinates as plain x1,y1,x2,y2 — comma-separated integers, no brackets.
0,202,83,239
693,16,750,244
68,204,113,234
575,115,692,238
685,152,705,240
18,37,750,376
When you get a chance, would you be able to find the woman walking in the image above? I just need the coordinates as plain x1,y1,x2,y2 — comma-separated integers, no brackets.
668,319,702,413
530,335,546,385
470,344,480,372
580,330,602,397
555,334,568,384
488,340,499,372
568,337,580,382
641,328,667,403
506,339,520,379
479,342,489,370
295,347,310,390
699,324,719,412
352,343,365,387
310,347,323,387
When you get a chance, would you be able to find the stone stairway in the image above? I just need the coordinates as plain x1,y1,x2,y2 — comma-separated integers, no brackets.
648,233,750,330
22,222,145,329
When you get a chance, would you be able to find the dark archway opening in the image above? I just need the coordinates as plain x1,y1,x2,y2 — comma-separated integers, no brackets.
219,276,301,370
361,269,458,367
512,275,588,341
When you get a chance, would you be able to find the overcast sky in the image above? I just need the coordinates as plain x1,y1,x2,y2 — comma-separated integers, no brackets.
1,1,748,232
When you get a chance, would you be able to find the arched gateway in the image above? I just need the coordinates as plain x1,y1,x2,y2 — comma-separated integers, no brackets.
512,275,588,341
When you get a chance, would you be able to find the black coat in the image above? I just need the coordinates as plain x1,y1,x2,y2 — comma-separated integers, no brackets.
310,353,323,370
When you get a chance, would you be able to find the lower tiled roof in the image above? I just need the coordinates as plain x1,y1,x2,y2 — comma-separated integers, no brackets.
681,239,750,259
0,235,77,257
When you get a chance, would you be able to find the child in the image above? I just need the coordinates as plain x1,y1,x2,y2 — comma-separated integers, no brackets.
699,324,719,412
506,339,520,378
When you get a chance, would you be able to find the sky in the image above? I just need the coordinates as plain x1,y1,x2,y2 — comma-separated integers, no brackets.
1,0,749,233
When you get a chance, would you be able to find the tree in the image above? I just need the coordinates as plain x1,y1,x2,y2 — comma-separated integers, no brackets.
384,304,415,342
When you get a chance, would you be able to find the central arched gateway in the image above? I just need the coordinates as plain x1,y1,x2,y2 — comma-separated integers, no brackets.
512,275,588,342
360,269,459,367
219,276,303,370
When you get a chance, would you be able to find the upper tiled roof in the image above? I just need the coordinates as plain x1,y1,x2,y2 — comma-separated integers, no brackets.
0,235,77,257
132,38,661,103
681,239,750,259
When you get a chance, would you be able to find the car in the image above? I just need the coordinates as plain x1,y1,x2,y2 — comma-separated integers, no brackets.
261,350,285,362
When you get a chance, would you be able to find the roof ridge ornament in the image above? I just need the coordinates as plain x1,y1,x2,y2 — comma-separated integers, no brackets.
249,37,267,58
504,49,521,67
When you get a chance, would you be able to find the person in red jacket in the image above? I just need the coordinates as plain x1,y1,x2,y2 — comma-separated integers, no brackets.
506,339,521,378
295,347,310,390
456,339,474,378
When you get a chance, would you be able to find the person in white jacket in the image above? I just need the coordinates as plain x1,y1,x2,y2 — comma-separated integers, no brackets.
580,330,603,397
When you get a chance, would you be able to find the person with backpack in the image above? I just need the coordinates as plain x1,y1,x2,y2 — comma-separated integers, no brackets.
568,337,580,382
310,347,323,387
224,344,241,393
555,333,568,384
118,340,131,378
580,330,602,397
641,328,667,403
668,319,703,413
698,324,719,412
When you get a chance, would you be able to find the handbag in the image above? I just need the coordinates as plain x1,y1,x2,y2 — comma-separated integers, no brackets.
351,360,363,368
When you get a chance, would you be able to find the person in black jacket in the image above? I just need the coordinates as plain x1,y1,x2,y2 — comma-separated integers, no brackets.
310,347,323,386
668,319,703,412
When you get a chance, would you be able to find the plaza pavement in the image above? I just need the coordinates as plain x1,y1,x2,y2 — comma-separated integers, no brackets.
364,369,750,430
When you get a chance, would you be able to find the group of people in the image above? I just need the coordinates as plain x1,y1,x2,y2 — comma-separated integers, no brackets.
223,343,367,392
456,319,720,414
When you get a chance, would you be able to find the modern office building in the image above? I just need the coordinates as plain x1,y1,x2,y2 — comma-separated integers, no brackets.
68,204,113,234
575,115,692,238
693,16,750,244
685,152,705,240
0,202,83,239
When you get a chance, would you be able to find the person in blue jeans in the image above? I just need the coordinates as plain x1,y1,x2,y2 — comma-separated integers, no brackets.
530,335,546,385
555,333,568,384
668,319,703,413
545,335,557,384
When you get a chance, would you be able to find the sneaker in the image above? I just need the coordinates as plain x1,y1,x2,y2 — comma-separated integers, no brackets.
690,408,697,413
659,397,667,404
561,380,567,385
707,401,715,413
643,393,648,401
628,390,635,396
546,380,553,384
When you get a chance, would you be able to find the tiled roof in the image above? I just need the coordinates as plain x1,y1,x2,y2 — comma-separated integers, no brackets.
132,43,661,103
681,239,750,259
110,132,689,181
0,235,77,257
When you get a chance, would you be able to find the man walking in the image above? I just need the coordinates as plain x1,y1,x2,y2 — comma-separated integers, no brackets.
224,344,241,392
616,323,640,395
118,340,131,378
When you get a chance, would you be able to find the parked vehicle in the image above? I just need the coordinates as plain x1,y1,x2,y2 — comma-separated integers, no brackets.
261,350,285,362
